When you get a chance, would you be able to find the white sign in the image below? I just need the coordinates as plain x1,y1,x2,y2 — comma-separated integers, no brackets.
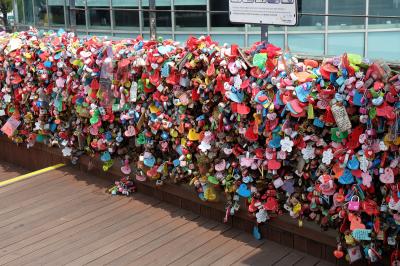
229,0,298,26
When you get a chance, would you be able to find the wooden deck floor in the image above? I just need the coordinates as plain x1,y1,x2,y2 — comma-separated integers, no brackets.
0,161,334,266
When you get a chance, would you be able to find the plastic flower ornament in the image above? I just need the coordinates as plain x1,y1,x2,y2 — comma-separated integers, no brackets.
256,209,269,223
280,137,294,153
301,145,316,160
322,148,334,165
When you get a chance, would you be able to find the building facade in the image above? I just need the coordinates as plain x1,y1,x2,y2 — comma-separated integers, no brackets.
12,0,400,62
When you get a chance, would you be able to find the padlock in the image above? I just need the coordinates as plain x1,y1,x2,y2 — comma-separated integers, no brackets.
348,195,360,211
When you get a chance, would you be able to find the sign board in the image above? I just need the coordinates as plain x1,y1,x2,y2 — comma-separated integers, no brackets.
229,0,298,26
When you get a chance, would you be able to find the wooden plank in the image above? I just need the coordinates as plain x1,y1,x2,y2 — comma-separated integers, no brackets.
169,229,242,266
0,175,103,217
0,165,109,197
273,251,305,266
294,256,320,266
0,162,28,182
0,189,116,249
1,196,159,265
142,222,231,266
0,163,65,188
0,138,339,254
189,232,260,266
0,170,69,197
0,196,130,261
0,157,334,266
73,210,199,266
0,187,111,242
0,180,108,231
209,238,265,266
0,175,107,226
231,240,291,266
23,202,174,266
114,217,215,265
40,204,187,266
0,194,104,242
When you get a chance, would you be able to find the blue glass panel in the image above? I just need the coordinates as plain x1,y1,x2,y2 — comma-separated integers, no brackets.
328,33,364,56
142,34,172,40
288,34,324,55
368,31,400,62
248,34,284,48
142,0,170,6
175,0,206,5
175,34,191,44
112,0,138,7
211,34,245,47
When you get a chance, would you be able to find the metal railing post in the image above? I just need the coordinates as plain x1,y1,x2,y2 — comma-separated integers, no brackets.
149,0,156,40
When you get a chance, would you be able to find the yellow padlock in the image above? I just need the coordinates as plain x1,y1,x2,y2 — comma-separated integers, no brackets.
188,128,200,141
293,203,302,214
345,234,355,245
204,186,217,201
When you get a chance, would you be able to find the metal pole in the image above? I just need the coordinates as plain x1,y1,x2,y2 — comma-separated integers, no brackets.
261,24,268,42
12,0,18,31
149,0,156,40
63,0,68,30
69,0,76,33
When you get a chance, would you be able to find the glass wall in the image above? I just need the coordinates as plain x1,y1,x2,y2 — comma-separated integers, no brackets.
14,0,400,62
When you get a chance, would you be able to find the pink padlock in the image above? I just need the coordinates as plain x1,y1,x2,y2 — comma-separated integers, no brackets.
348,195,360,211
359,107,367,114
366,128,376,136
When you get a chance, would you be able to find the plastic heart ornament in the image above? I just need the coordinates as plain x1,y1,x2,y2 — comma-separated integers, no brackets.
379,167,394,184
100,151,111,162
187,128,200,141
237,183,251,197
124,125,137,137
121,159,131,175
215,160,226,172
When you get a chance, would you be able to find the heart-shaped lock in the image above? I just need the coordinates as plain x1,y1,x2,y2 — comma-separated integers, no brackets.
350,215,366,231
135,174,146,182
347,155,360,170
339,169,354,185
264,197,278,211
379,167,394,184
334,249,344,259
268,159,281,170
268,135,282,149
100,151,111,162
146,166,159,179
237,183,251,197
244,125,258,142
121,159,131,175
187,128,200,141
124,125,137,137
214,159,226,172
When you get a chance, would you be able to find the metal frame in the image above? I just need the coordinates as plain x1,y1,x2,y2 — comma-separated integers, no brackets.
14,0,400,62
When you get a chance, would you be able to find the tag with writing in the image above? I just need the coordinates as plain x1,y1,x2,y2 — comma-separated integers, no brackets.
331,103,352,132
1,116,21,137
